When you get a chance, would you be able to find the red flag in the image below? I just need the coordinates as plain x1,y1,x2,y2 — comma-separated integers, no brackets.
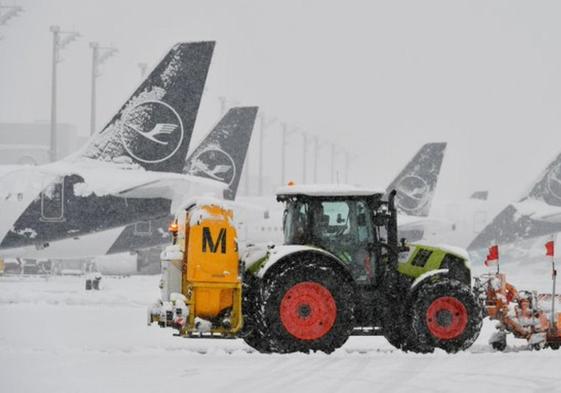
484,245,499,266
545,240,554,257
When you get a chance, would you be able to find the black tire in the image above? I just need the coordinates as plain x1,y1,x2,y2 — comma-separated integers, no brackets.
240,278,274,353
242,329,274,353
85,280,92,290
548,343,560,350
491,339,507,351
382,312,408,350
383,311,432,353
258,256,355,353
410,279,482,353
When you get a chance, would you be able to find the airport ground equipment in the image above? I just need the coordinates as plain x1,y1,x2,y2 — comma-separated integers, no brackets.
149,185,482,353
475,273,561,350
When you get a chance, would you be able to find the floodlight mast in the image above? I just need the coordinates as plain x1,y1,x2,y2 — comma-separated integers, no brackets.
49,26,80,162
89,42,118,135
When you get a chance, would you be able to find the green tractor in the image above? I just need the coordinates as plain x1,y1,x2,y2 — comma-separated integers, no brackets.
242,185,482,353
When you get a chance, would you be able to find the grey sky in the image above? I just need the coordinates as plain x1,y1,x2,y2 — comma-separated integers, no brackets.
1,0,561,204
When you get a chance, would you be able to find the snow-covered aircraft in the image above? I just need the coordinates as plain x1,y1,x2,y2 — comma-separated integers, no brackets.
419,192,505,249
0,41,227,258
10,106,257,260
467,150,561,251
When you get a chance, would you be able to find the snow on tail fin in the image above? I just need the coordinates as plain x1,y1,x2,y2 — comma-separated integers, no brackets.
80,41,215,173
522,151,561,207
468,152,561,250
386,142,447,217
184,107,258,200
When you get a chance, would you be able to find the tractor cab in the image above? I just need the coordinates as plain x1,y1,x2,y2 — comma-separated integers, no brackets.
276,184,400,283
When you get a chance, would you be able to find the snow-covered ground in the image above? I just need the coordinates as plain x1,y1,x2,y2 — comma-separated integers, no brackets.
0,272,560,393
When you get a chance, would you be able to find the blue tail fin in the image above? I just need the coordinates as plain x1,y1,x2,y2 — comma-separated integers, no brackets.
184,107,258,200
386,142,447,217
80,41,215,173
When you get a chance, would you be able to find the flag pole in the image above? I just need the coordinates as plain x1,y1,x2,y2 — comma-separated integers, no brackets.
496,245,500,275
551,235,557,331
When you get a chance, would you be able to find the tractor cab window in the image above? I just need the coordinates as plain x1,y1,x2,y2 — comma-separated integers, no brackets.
312,199,376,283
312,201,350,241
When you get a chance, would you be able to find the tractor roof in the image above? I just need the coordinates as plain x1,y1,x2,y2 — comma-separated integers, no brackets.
276,184,384,200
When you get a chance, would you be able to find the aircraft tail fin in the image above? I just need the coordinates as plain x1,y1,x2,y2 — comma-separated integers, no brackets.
385,142,447,217
184,107,258,200
79,41,215,173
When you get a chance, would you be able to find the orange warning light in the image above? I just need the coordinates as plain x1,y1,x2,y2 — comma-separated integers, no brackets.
169,222,179,234
287,180,295,186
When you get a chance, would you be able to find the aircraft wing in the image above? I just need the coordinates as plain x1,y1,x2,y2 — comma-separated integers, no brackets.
116,175,226,212
43,159,226,205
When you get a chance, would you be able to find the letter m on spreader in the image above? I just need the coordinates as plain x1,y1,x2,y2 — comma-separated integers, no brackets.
202,227,227,254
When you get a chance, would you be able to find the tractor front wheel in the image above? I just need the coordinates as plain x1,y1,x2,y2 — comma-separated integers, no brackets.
259,258,354,353
410,279,482,353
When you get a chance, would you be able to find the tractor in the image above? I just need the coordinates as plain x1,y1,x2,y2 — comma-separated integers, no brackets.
149,185,482,354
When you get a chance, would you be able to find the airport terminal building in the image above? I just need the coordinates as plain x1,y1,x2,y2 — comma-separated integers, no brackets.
0,122,85,165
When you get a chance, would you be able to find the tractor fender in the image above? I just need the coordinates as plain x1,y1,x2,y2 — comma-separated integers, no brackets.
410,269,449,292
253,245,354,284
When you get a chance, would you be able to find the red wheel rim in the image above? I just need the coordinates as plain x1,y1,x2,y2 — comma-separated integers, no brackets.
280,282,337,341
426,296,468,340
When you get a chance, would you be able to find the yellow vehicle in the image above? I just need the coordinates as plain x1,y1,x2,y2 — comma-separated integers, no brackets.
0,257,4,274
149,202,242,336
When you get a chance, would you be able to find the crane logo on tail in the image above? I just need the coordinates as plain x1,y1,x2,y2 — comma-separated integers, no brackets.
186,147,236,186
120,100,184,164
395,175,431,215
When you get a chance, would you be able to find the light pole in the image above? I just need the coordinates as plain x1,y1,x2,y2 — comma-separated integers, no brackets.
138,62,148,79
49,26,80,162
218,96,228,115
257,113,276,195
0,4,23,39
313,136,329,183
330,143,336,183
344,151,351,183
280,123,299,186
302,132,308,183
89,42,118,135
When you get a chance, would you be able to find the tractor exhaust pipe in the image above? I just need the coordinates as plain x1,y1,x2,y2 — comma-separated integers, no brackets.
387,189,398,253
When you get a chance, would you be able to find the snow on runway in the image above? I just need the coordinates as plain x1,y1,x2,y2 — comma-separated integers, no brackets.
1,275,560,393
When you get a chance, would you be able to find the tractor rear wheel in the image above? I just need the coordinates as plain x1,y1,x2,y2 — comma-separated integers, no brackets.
242,328,273,353
410,279,482,353
241,279,274,353
259,258,354,353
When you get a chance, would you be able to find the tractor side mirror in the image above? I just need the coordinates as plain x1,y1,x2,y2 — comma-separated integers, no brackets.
372,214,387,227
399,237,410,252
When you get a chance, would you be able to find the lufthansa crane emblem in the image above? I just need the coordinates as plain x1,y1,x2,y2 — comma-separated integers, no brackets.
120,100,184,164
187,147,236,186
395,175,430,214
